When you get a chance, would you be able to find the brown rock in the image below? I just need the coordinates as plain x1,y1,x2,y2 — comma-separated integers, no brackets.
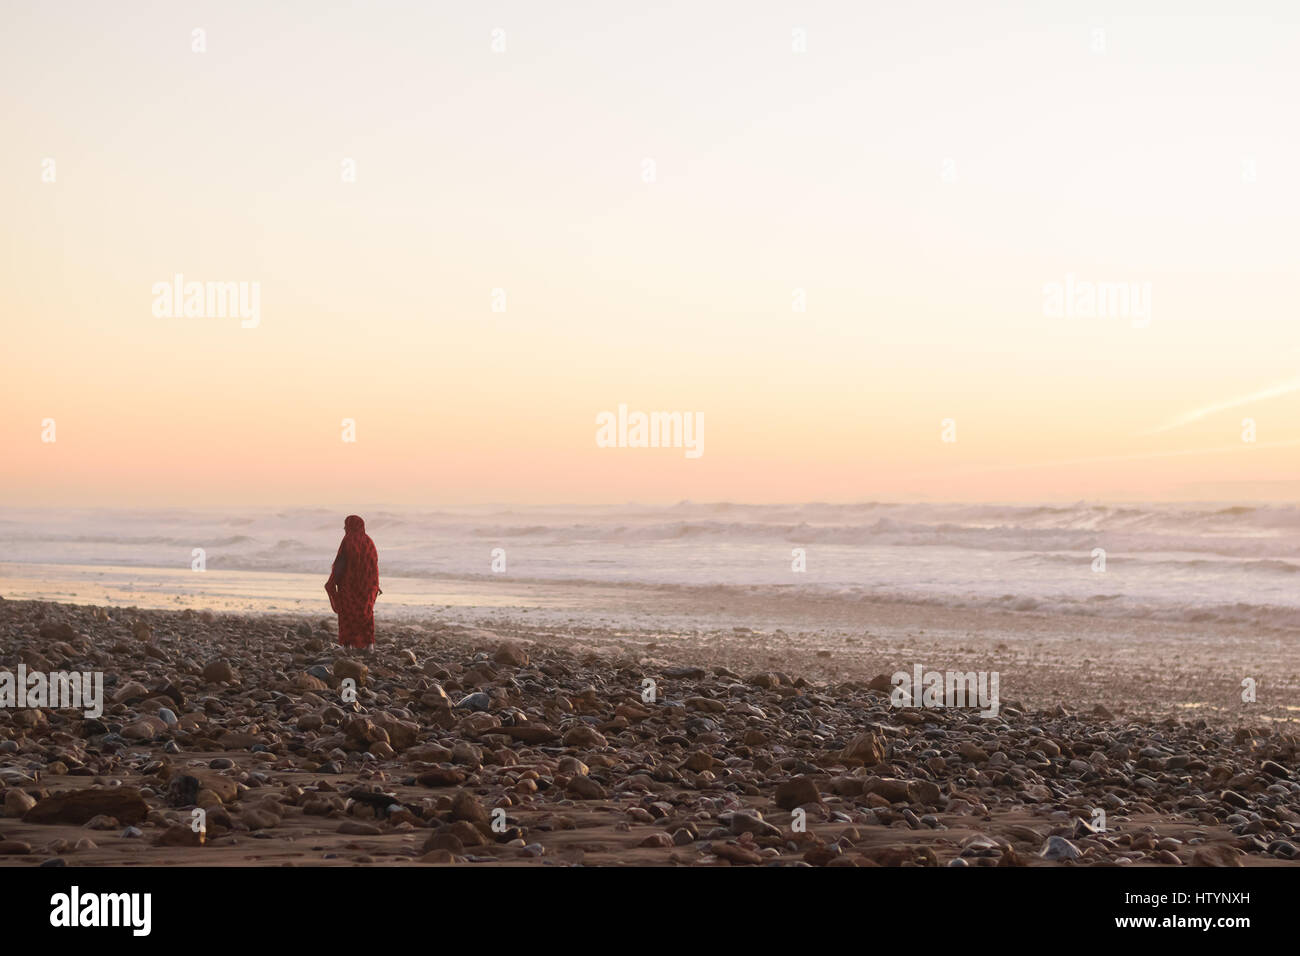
446,819,486,846
493,643,529,667
711,842,764,865
841,732,885,766
1192,845,1243,867
865,777,911,804
775,776,822,810
24,788,149,826
416,768,466,788
958,741,988,762
153,825,204,847
565,774,607,800
682,751,714,773
201,660,236,684
111,681,150,705
333,659,368,687
562,725,608,749
450,790,489,826
502,724,559,745
4,789,37,817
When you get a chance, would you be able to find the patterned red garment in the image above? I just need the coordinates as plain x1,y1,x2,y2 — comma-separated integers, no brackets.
324,515,381,649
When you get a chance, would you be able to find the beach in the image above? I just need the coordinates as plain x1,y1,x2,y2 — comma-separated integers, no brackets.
1,590,1297,867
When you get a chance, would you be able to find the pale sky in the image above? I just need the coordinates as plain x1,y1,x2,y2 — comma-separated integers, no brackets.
2,1,1298,507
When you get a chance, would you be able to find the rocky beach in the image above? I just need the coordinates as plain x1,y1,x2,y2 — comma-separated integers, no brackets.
1,594,1297,868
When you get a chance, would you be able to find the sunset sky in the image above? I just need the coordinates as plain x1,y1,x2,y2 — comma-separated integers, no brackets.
3,1,1298,507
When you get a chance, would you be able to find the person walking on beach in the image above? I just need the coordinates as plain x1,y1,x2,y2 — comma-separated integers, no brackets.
324,514,381,653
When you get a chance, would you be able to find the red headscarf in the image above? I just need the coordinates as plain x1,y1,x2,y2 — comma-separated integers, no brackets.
325,514,381,648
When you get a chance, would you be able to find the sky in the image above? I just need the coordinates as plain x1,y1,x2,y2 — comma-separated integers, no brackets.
2,0,1298,507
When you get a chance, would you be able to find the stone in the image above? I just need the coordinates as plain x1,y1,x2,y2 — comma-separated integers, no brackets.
1192,845,1243,867
450,790,489,826
334,659,368,687
682,751,714,773
562,725,608,749
958,741,989,762
710,842,763,865
24,788,149,826
841,732,885,766
493,643,529,667
566,775,606,800
417,768,467,788
455,692,491,712
1039,836,1081,861
202,660,236,684
4,789,37,817
775,776,821,810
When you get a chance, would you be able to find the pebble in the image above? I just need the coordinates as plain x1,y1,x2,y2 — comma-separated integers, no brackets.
0,598,1294,870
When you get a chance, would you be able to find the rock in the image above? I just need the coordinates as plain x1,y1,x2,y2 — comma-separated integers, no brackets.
450,790,489,826
562,725,608,749
710,842,764,865
958,741,989,762
38,621,77,641
726,811,781,838
1039,836,1081,861
909,780,942,804
423,832,466,855
334,659,368,687
24,788,149,826
455,692,491,712
775,776,822,810
446,820,486,847
4,789,37,817
0,840,33,855
111,681,150,705
122,717,167,740
202,660,236,684
153,826,204,847
416,768,467,788
565,775,606,800
502,724,558,745
682,751,714,773
296,673,329,692
1192,845,1243,867
865,777,911,804
493,643,529,667
841,732,885,766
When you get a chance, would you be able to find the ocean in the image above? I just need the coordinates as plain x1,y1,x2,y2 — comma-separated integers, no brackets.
1,502,1297,628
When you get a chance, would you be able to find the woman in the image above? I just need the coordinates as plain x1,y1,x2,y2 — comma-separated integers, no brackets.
324,514,381,652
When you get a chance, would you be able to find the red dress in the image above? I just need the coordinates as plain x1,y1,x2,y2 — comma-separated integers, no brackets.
324,515,381,648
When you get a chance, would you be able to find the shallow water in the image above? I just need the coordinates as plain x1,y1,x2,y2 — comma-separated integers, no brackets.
1,502,1297,628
